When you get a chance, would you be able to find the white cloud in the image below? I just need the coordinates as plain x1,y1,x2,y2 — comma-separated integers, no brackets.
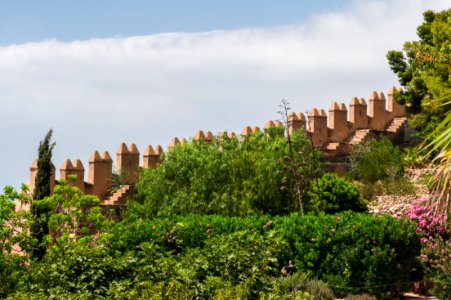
0,0,448,189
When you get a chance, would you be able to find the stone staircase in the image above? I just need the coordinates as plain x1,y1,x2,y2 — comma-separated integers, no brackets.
102,185,133,205
347,129,371,145
326,142,340,151
385,117,407,133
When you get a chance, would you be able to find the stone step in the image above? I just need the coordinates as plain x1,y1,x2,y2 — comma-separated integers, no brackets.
348,129,370,145
326,142,340,150
103,185,131,205
385,117,407,133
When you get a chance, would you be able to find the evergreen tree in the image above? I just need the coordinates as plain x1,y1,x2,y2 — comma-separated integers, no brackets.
33,129,55,200
386,9,450,135
31,129,55,260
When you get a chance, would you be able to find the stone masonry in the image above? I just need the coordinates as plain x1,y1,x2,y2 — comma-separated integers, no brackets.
24,86,407,208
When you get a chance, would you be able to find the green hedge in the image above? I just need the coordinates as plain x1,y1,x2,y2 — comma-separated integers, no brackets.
114,212,421,298
8,213,420,299
308,173,367,213
132,131,319,217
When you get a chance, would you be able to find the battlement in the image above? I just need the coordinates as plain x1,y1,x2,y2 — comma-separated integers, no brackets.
27,86,406,204
280,86,405,148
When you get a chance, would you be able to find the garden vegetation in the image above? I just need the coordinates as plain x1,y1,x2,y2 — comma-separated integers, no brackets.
0,8,450,299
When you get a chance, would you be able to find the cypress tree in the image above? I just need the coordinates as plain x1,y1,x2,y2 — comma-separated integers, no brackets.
33,129,55,200
31,129,55,260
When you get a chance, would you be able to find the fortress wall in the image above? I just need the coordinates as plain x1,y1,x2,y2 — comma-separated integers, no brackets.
117,143,140,184
60,159,85,192
27,87,405,201
87,151,113,199
349,97,368,130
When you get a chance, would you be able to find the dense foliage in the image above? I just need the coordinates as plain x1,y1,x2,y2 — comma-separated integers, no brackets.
0,181,108,298
113,212,420,299
308,173,367,214
348,137,404,184
0,187,24,298
347,137,418,199
407,197,450,299
421,96,451,222
1,202,421,299
132,130,321,217
387,9,450,134
2,8,449,299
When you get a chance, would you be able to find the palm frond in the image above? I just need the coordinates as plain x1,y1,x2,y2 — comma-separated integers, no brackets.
420,95,451,222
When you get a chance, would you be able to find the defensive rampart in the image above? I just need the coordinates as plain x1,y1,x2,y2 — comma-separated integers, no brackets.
25,86,407,205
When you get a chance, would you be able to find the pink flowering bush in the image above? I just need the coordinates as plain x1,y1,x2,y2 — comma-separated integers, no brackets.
407,197,450,298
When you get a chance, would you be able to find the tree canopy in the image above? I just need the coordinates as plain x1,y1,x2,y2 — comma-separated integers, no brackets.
387,9,450,134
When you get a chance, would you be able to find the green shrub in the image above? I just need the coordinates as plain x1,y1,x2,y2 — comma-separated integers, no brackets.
349,137,405,184
278,213,421,299
113,229,284,299
114,212,420,299
269,272,334,300
132,131,320,218
5,212,420,299
357,182,381,202
407,198,451,299
15,237,138,298
381,175,416,195
308,173,367,213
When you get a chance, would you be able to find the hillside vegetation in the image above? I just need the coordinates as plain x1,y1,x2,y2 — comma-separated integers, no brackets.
0,8,450,300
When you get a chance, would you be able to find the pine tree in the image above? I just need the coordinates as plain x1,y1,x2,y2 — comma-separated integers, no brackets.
31,129,55,260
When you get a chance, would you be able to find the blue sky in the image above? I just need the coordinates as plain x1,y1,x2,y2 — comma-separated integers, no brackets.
0,0,448,190
0,1,348,45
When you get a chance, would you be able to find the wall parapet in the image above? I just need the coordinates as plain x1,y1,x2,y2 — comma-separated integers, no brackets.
26,86,406,203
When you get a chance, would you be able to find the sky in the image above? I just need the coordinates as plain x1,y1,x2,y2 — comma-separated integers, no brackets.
0,0,449,190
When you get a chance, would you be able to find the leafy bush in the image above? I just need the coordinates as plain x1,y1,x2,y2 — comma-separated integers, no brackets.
348,137,416,198
308,173,367,213
381,175,416,196
15,236,137,298
349,137,405,184
407,197,451,299
1,186,34,298
114,212,420,299
356,182,379,202
269,272,334,300
3,179,421,300
3,211,420,299
275,212,421,299
132,131,320,217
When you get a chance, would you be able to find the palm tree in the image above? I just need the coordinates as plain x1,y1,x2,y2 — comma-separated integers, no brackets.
422,96,451,222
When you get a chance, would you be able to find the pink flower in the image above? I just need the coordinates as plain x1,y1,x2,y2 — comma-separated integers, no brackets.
331,228,336,233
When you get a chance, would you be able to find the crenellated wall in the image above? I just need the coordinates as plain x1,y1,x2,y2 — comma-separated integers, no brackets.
279,86,406,148
27,86,406,203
